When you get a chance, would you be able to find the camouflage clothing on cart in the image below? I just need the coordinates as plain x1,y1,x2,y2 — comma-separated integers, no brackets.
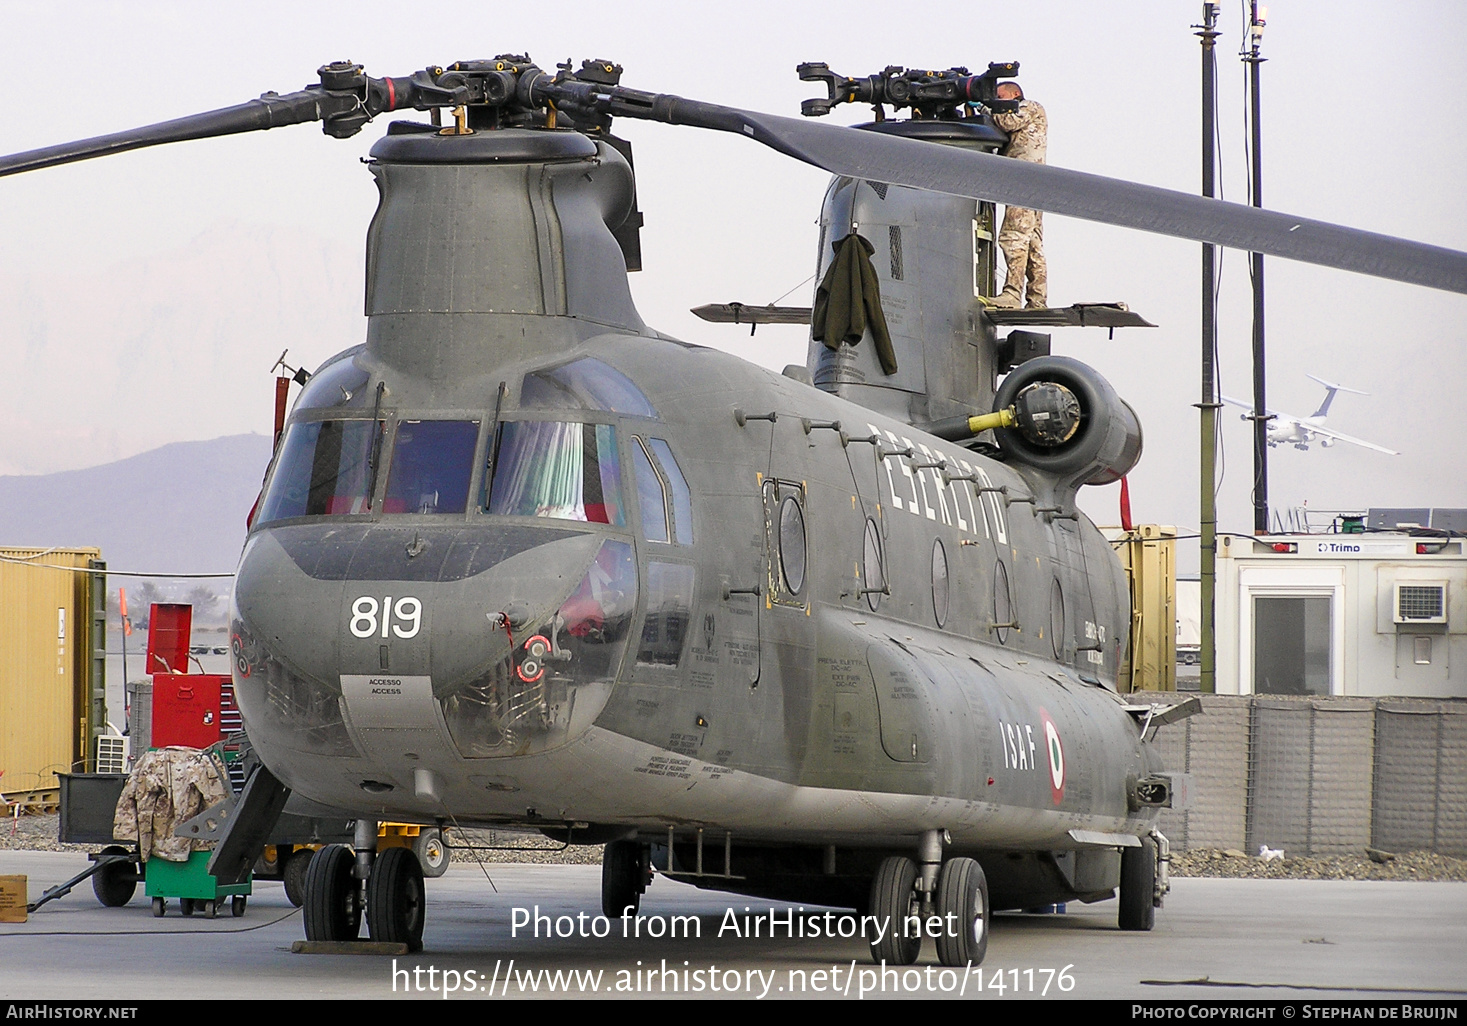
113,746,231,862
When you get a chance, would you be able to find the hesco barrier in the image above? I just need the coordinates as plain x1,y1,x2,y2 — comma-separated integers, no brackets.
1371,701,1467,856
1138,693,1465,856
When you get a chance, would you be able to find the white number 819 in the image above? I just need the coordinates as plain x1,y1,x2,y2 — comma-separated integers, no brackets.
349,596,422,639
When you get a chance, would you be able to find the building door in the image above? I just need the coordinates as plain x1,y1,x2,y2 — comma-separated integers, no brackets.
1252,595,1332,696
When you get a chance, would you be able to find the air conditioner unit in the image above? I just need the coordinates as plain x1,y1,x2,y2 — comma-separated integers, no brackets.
1394,582,1447,626
95,734,130,775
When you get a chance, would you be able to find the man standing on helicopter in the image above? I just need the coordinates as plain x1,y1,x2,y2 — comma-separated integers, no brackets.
988,81,1048,309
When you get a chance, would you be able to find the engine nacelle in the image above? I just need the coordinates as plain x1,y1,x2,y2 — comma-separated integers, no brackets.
992,356,1142,490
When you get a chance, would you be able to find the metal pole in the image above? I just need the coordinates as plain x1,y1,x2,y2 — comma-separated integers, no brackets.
1196,2,1220,694
1247,0,1269,534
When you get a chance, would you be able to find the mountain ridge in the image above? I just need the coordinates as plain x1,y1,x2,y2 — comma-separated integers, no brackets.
0,433,275,575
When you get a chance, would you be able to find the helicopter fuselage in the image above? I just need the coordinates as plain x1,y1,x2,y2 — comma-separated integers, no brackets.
232,326,1157,851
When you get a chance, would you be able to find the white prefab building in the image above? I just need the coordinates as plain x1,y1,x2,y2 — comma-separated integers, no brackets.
1214,533,1467,698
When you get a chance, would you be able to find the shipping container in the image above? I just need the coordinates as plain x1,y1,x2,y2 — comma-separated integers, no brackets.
0,547,106,792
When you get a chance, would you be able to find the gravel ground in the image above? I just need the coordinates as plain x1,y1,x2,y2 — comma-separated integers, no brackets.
1169,846,1467,881
7,813,1464,878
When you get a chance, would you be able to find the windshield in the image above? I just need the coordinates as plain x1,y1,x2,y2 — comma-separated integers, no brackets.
383,420,480,514
487,421,624,526
257,419,382,523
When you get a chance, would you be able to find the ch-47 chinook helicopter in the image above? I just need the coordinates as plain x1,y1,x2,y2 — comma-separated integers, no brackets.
5,55,1466,965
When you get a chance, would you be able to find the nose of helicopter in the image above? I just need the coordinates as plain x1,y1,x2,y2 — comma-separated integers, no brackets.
230,523,637,793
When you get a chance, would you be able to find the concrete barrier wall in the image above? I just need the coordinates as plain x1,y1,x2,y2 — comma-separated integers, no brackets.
1138,693,1463,856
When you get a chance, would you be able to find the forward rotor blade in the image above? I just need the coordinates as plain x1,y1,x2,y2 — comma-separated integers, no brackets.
673,102,1467,295
0,89,347,178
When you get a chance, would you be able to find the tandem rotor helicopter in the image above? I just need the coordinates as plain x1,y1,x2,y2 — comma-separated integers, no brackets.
5,52,1466,966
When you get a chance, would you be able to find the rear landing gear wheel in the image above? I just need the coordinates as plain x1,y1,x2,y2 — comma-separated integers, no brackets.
283,849,312,908
601,840,648,919
1119,834,1157,931
92,846,136,907
868,856,921,966
303,843,361,942
413,829,449,879
935,857,990,967
366,846,425,952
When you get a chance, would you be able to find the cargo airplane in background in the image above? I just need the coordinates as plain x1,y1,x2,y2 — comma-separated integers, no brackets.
1223,374,1398,454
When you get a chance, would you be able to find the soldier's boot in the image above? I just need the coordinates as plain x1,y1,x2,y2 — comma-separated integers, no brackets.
987,289,1023,309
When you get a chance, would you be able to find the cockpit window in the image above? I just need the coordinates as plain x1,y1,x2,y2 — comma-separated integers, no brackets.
646,439,693,545
383,420,481,514
632,438,668,544
520,357,657,418
486,421,625,525
256,419,383,523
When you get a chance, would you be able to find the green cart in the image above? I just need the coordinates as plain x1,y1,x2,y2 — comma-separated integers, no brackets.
144,850,250,918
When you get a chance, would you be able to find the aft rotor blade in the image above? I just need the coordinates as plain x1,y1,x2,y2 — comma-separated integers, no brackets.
0,90,348,177
649,98,1467,295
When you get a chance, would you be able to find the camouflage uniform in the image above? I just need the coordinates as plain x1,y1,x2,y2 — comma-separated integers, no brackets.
113,746,231,862
992,98,1048,308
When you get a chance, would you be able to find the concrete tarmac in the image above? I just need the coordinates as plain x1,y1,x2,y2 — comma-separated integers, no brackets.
2,850,1464,1001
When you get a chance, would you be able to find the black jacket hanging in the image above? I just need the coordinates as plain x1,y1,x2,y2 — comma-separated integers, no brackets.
810,233,898,375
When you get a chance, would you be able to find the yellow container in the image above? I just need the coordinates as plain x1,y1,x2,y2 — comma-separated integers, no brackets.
1110,526,1178,693
0,547,104,792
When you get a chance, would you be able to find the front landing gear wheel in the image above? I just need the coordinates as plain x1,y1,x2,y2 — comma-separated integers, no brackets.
303,843,360,942
1119,835,1157,931
367,846,426,952
868,856,921,966
935,857,990,966
601,840,648,918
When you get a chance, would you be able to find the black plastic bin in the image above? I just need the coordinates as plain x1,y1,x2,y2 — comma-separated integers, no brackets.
57,772,128,845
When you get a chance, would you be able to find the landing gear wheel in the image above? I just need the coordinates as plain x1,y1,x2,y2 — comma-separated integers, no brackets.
204,899,218,919
303,843,361,942
868,855,921,966
283,849,312,907
231,895,247,917
935,857,990,967
413,829,449,878
1119,835,1157,931
92,846,136,907
151,897,165,917
180,898,195,917
601,840,647,919
366,846,426,952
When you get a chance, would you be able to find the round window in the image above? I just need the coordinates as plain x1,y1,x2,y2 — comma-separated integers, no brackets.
993,560,1012,644
1050,579,1065,659
932,539,949,628
863,519,885,611
778,496,806,594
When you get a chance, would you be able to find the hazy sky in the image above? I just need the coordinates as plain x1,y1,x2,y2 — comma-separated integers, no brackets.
3,1,1464,567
